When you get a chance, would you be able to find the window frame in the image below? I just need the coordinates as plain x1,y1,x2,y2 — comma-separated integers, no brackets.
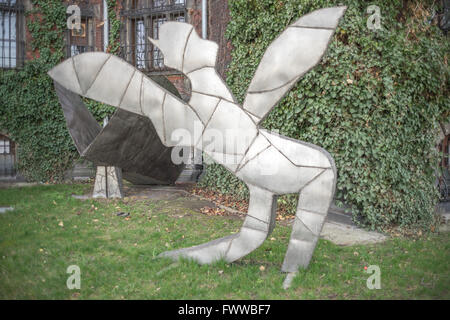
65,6,96,58
120,0,187,74
0,0,25,69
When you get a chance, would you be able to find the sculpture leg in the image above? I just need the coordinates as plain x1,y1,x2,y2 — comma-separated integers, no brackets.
159,184,277,264
92,166,124,199
281,169,335,285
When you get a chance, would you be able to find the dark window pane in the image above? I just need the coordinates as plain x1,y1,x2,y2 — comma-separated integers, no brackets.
0,1,22,68
121,0,185,71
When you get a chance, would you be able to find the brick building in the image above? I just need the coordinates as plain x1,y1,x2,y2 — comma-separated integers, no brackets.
60,0,232,99
0,0,232,181
2,1,448,189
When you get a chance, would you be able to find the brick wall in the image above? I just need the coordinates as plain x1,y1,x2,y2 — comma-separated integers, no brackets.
24,15,36,61
187,0,202,35
185,0,232,79
23,0,232,99
24,0,106,60
24,0,37,60
172,0,232,98
208,0,232,79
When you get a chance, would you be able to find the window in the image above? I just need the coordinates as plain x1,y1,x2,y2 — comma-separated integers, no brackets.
67,17,94,57
0,134,15,178
0,0,24,68
65,5,96,58
120,0,186,72
439,134,450,168
0,139,10,154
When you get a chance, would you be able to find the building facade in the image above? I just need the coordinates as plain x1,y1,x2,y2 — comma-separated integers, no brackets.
0,0,231,181
1,1,448,189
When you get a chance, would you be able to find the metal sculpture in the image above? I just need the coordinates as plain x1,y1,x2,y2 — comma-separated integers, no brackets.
53,74,185,185
49,6,346,286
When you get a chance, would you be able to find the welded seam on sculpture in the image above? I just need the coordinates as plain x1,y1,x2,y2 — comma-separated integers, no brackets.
71,57,83,94
233,133,264,173
118,69,136,108
139,73,144,115
181,27,194,72
247,77,297,95
194,98,222,147
161,93,167,144
86,54,111,94
234,144,272,174
294,216,320,236
261,131,332,169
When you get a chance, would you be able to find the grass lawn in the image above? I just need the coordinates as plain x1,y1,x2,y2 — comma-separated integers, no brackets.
0,184,448,299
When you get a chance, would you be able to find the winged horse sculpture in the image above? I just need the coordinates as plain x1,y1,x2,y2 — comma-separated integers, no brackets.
49,6,346,287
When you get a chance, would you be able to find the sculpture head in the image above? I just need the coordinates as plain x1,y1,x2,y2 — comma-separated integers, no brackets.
148,22,219,74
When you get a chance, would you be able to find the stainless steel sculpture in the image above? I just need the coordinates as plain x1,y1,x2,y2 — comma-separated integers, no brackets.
53,74,184,185
49,6,346,287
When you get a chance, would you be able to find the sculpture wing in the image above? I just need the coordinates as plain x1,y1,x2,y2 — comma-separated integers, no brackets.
48,52,202,147
243,6,347,124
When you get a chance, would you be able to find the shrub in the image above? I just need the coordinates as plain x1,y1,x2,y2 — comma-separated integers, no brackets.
200,0,450,231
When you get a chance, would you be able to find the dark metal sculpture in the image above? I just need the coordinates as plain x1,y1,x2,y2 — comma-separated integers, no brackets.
53,75,184,185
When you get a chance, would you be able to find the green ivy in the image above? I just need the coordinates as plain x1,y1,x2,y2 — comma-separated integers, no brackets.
200,0,450,231
85,0,121,119
0,0,121,182
106,0,120,54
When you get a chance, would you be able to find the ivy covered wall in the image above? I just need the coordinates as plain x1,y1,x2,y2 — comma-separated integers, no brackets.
0,0,120,182
199,0,450,231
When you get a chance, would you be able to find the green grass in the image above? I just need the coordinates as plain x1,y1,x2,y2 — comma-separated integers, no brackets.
0,184,449,299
